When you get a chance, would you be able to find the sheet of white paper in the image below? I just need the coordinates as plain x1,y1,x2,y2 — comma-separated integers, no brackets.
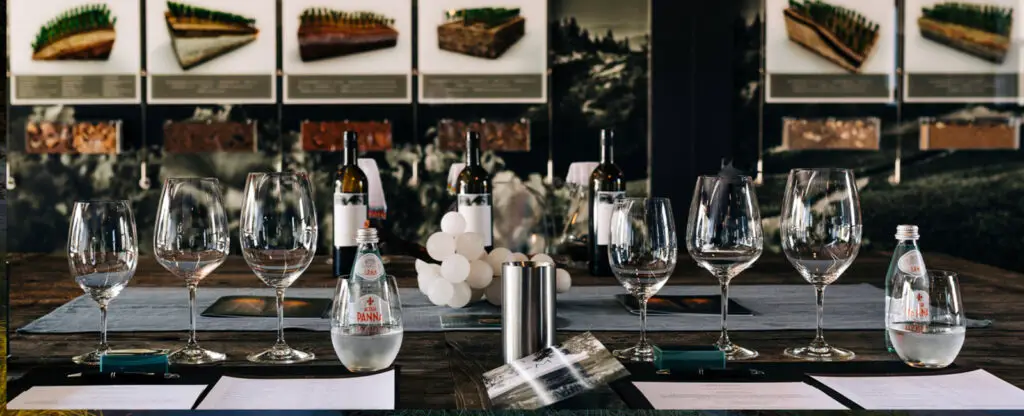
7,385,207,410
632,381,848,410
197,369,396,410
812,369,1024,409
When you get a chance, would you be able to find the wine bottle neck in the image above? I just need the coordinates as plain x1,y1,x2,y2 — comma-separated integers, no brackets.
466,139,481,166
601,140,613,164
343,144,358,166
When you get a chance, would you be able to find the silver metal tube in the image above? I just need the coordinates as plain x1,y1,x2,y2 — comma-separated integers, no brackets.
502,261,556,364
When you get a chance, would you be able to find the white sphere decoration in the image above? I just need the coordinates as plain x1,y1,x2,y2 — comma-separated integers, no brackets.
556,268,572,293
440,254,471,283
415,259,432,276
470,287,486,302
455,232,486,260
426,232,457,261
430,264,442,276
485,277,503,306
466,260,494,289
447,282,473,308
531,253,555,265
511,252,529,262
440,212,467,234
427,279,455,306
486,247,513,273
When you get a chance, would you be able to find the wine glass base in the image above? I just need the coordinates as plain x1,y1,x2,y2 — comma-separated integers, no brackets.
613,344,656,363
719,343,759,361
247,346,314,364
785,345,855,362
72,349,108,365
169,346,227,365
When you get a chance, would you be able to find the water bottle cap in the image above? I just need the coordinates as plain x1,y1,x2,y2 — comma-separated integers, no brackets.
357,227,379,244
895,225,919,240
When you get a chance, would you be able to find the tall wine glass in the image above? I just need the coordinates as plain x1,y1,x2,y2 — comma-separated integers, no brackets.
155,178,230,364
686,175,762,360
67,201,138,365
608,197,678,363
781,168,862,361
240,172,318,364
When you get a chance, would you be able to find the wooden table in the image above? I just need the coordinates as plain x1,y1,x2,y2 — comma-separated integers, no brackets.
8,251,1024,409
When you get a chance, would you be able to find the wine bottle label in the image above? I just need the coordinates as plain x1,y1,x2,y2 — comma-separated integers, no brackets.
897,250,926,277
595,191,625,246
354,253,385,281
458,193,493,246
334,192,368,247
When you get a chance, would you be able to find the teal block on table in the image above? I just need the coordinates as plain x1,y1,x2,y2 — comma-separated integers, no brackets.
653,345,726,372
99,350,170,373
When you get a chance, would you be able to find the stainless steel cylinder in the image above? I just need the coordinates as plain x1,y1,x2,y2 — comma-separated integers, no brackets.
502,261,557,364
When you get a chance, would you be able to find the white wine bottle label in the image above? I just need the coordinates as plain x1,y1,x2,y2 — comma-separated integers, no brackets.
897,250,926,277
595,191,625,246
334,192,368,247
354,253,385,281
458,193,493,246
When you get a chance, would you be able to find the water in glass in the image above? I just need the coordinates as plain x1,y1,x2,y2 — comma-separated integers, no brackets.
887,270,966,368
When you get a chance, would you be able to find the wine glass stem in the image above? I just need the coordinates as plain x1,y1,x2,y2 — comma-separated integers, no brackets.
99,304,109,351
187,284,199,347
639,296,650,348
813,285,827,347
275,288,287,348
719,282,731,347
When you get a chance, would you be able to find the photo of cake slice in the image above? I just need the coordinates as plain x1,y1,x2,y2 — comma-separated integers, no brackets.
919,2,1013,64
297,8,398,62
164,1,259,70
32,4,116,61
783,0,880,73
438,7,525,59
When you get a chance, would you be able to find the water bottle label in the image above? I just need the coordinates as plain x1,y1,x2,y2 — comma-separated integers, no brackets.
354,253,384,281
355,294,386,324
897,250,926,277
907,290,930,320
458,194,492,246
595,191,625,246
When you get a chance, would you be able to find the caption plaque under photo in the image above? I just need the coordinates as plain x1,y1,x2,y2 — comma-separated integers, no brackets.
765,0,896,103
904,0,1020,103
282,0,413,103
417,0,548,103
8,0,142,104
146,0,278,104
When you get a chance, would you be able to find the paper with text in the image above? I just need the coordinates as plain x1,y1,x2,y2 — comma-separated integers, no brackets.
633,381,848,410
812,369,1024,409
7,385,207,410
197,369,396,410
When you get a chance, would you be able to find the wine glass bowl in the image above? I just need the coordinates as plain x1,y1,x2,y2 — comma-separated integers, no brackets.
686,175,762,360
240,172,319,364
781,168,862,362
154,178,230,365
67,200,138,365
608,197,677,363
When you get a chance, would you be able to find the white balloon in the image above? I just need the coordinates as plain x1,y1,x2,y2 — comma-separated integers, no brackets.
556,268,572,293
440,254,471,283
486,247,513,273
426,232,457,262
484,277,503,306
466,260,494,289
418,273,439,294
456,232,486,260
530,253,555,266
415,259,433,276
440,212,467,234
511,252,529,262
427,279,454,306
447,282,473,308
430,264,442,276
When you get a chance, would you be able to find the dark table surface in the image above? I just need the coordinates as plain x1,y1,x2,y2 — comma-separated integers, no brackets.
7,251,1023,409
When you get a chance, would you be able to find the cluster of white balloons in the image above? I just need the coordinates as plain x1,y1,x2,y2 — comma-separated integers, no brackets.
416,212,572,308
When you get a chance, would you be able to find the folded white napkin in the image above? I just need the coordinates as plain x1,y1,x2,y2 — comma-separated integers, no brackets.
566,162,599,187
358,158,386,219
447,163,466,192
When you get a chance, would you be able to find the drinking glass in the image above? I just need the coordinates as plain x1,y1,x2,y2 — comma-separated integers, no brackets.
781,168,862,361
686,175,762,360
330,274,404,372
240,172,319,364
67,201,138,365
608,197,678,362
887,270,966,369
154,178,230,364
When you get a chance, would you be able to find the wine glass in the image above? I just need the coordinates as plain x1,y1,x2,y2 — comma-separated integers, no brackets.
67,201,138,365
608,197,678,362
154,178,230,364
781,168,862,361
330,272,404,372
240,172,319,364
686,175,762,360
887,270,966,369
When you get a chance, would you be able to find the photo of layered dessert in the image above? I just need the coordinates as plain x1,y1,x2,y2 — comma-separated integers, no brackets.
782,117,880,150
918,1,1013,63
164,1,259,70
163,120,258,153
438,7,525,59
782,0,880,73
437,119,530,151
300,121,393,152
31,3,117,61
25,121,121,154
919,116,1020,150
297,8,398,62
71,121,121,154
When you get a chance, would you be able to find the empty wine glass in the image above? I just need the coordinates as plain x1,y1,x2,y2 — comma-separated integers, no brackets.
67,201,138,365
781,168,862,361
686,175,762,360
240,172,319,364
887,270,966,368
331,271,404,372
155,178,230,364
608,197,678,363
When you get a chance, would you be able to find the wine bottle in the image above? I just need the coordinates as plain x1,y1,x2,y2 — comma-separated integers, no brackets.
333,131,369,278
456,131,493,251
588,129,625,276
